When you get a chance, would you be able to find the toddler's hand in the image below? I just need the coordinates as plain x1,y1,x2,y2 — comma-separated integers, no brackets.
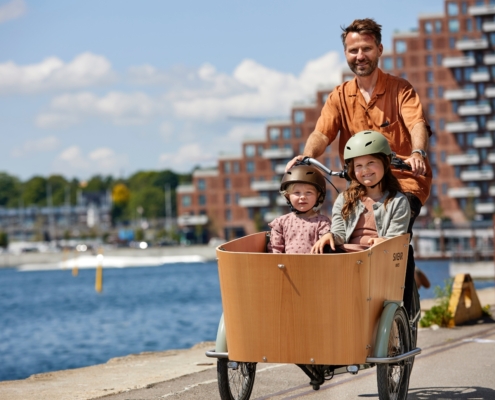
311,232,334,254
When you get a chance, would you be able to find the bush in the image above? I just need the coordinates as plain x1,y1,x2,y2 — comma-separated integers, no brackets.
420,278,454,328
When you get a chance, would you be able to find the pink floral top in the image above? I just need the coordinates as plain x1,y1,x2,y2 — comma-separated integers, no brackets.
267,212,331,254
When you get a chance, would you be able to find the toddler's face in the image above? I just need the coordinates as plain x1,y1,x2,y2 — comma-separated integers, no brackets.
353,154,385,187
288,183,318,213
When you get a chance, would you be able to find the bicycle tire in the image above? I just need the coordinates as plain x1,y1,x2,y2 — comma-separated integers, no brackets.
376,307,412,400
217,358,257,400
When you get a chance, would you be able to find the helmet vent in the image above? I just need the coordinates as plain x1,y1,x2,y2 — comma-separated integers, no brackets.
364,141,373,147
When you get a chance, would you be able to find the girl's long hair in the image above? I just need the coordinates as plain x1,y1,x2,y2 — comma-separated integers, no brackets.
341,153,403,220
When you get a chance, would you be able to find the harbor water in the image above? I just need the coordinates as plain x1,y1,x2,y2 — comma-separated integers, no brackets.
0,259,493,382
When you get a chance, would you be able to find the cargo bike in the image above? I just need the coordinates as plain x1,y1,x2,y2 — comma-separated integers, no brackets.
206,157,422,400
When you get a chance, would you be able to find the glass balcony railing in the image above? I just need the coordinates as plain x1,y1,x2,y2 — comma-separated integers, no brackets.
447,186,481,198
473,136,493,148
262,148,294,159
459,169,494,181
471,71,491,82
456,38,489,50
177,214,208,226
238,196,270,207
442,56,475,68
469,4,495,16
446,153,480,165
475,203,495,214
443,88,477,100
483,21,495,32
458,104,492,116
251,180,280,191
485,87,495,98
445,121,478,132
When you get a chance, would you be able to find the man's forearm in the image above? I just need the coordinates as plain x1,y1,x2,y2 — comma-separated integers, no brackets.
410,122,429,152
303,130,330,158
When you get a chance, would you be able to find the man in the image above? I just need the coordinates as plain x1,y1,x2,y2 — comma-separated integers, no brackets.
286,18,432,319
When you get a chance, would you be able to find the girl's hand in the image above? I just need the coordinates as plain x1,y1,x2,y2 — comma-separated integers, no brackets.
368,237,386,246
311,232,334,254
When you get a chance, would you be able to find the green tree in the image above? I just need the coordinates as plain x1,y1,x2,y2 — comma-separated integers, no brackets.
0,172,21,207
47,175,70,206
22,176,47,206
129,187,165,219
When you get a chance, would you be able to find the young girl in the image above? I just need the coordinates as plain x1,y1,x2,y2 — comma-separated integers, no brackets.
311,130,410,254
268,165,331,254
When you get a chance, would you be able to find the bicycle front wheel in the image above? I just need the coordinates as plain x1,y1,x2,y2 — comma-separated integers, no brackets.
377,308,412,400
217,358,257,400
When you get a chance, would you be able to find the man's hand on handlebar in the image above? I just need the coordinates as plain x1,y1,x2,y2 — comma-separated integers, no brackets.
285,155,305,172
311,232,335,254
404,153,427,177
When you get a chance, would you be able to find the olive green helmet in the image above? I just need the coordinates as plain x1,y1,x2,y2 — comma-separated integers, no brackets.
280,165,326,206
343,130,392,164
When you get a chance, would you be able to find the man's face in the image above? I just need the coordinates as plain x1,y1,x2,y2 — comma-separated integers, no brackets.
344,32,383,77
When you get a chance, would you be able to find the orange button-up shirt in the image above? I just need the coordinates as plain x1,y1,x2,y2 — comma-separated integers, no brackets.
315,68,432,205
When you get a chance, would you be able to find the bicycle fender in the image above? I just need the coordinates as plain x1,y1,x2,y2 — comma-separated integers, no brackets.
373,301,400,358
215,313,228,353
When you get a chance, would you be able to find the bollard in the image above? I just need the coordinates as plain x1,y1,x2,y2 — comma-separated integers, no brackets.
95,249,104,293
72,249,79,277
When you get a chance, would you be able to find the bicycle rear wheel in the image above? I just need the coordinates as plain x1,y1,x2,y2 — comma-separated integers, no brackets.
217,358,257,400
376,308,412,400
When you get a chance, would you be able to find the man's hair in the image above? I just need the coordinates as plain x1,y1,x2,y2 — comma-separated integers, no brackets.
341,18,382,48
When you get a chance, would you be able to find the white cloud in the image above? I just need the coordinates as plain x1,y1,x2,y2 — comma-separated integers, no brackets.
36,91,158,128
0,0,26,24
11,135,61,157
53,145,129,177
158,143,216,172
0,52,114,94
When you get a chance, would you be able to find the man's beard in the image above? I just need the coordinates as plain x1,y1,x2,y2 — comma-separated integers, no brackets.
348,57,379,77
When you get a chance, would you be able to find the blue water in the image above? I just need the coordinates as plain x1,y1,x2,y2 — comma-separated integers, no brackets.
0,260,493,382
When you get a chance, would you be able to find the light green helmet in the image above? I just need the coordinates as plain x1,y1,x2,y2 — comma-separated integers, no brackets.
343,130,392,164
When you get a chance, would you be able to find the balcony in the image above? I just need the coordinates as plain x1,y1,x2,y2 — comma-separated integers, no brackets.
264,211,283,223
484,54,495,65
443,88,477,100
275,164,286,174
470,71,491,82
469,4,495,16
456,38,489,51
457,104,492,116
446,153,479,165
251,180,280,191
473,136,493,148
447,187,481,198
483,21,495,32
476,203,495,214
177,214,208,226
489,186,495,196
442,56,475,68
487,153,495,163
445,121,478,132
276,196,288,206
262,148,294,159
486,87,495,98
238,196,270,207
460,169,494,181
176,185,195,194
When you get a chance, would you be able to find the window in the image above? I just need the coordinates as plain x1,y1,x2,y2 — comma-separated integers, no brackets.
321,93,329,104
396,57,403,69
182,195,191,207
223,162,230,174
449,37,456,49
299,143,305,153
438,86,444,98
382,57,393,70
295,127,302,138
436,54,443,66
425,38,432,51
197,179,206,191
441,151,446,162
426,55,433,67
439,118,445,131
447,2,459,16
476,17,482,31
466,19,472,32
225,209,231,221
235,193,240,204
395,40,407,53
435,20,442,33
224,193,231,205
442,183,448,195
431,184,438,196
464,67,474,80
282,127,291,139
449,19,460,33
426,71,434,82
269,128,280,140
461,2,468,14
428,103,435,116
224,178,231,190
246,161,254,173
429,151,437,165
294,110,305,123
454,68,462,81
284,143,292,149
400,73,407,79
245,144,255,157
257,145,264,156
427,87,434,99
198,195,206,206
424,21,433,34
233,162,240,173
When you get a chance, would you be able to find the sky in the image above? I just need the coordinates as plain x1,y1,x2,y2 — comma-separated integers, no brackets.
0,0,446,181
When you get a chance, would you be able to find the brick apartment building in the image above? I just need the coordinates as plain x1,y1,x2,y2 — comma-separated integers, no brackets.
177,0,495,243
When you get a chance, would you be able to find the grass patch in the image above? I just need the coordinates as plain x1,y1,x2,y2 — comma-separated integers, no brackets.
420,278,454,328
